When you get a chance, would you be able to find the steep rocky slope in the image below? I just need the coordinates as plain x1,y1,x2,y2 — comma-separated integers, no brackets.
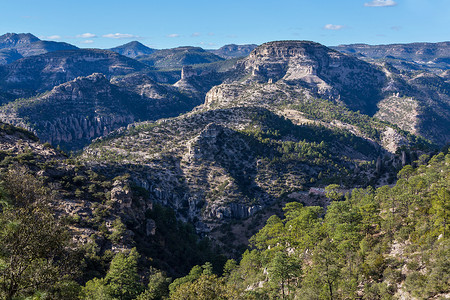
0,49,152,102
217,41,386,115
375,64,450,144
202,41,450,145
80,105,422,233
0,121,221,278
109,41,156,58
0,73,199,150
0,49,22,65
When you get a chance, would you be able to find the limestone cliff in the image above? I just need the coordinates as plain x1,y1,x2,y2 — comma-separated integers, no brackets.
0,73,200,150
202,41,450,145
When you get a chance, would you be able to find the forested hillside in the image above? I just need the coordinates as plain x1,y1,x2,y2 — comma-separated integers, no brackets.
0,34,448,299
164,151,449,299
1,138,446,298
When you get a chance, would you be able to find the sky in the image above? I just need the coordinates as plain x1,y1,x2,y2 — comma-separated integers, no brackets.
0,0,449,49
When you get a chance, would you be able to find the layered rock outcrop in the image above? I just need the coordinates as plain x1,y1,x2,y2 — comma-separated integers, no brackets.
0,73,200,149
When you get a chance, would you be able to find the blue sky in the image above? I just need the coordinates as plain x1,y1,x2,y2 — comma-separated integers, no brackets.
1,0,448,49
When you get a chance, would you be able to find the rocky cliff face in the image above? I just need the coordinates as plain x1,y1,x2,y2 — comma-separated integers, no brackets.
0,74,136,148
81,105,414,232
0,73,201,150
376,64,450,145
233,41,386,115
202,41,449,145
0,49,151,100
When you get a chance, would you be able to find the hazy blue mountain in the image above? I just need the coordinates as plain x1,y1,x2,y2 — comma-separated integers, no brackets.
0,32,78,64
109,41,157,58
136,46,224,69
332,42,450,73
209,44,258,58
0,33,40,49
0,48,152,101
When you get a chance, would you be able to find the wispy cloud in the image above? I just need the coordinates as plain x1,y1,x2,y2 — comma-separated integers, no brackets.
199,42,217,47
81,40,94,44
207,32,215,36
102,33,139,39
41,35,61,40
76,33,97,39
191,32,201,37
390,26,402,31
167,33,180,38
323,24,344,30
364,0,397,7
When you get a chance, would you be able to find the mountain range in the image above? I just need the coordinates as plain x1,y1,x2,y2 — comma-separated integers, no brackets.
0,33,78,64
332,41,450,73
0,32,448,298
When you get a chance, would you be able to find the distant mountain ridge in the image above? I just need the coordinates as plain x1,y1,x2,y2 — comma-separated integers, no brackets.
332,41,450,73
109,41,156,58
0,33,78,65
0,33,448,147
136,46,224,69
204,41,450,145
0,72,201,150
208,44,258,58
0,48,152,101
332,41,450,61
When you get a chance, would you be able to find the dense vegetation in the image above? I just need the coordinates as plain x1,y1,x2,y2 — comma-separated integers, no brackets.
163,151,449,299
0,146,447,299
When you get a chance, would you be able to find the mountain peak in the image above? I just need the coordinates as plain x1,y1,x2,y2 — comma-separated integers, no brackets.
0,33,40,49
109,41,156,58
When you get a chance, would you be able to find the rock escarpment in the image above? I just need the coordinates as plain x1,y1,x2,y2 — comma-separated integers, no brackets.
0,33,78,65
82,106,413,232
0,73,200,150
235,41,386,115
0,48,151,101
203,41,450,146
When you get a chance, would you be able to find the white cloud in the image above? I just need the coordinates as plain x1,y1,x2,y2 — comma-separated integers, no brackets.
191,32,201,37
199,42,217,47
76,33,97,38
167,33,180,38
391,26,402,31
41,35,61,40
323,24,344,30
364,0,397,7
81,40,94,44
102,33,138,39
